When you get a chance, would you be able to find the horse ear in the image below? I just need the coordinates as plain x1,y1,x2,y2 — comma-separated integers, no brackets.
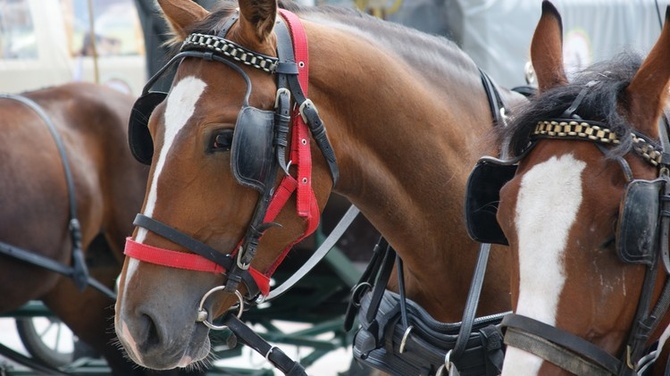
625,6,670,134
237,0,277,45
531,1,568,92
157,0,210,40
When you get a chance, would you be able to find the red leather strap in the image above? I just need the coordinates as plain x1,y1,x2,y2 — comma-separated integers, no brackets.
264,176,298,223
124,238,270,296
261,10,320,275
279,9,315,221
278,9,309,92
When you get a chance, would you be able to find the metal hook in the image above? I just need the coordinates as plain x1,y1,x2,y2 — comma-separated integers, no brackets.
350,282,372,308
398,325,413,354
236,245,251,270
500,107,509,128
265,346,278,362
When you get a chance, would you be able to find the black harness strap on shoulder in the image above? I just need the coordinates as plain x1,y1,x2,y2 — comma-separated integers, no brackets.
0,94,116,299
0,93,89,291
346,236,506,376
450,243,493,365
479,68,506,127
343,236,386,332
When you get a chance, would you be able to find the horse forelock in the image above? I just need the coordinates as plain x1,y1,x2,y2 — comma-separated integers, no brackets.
502,52,644,158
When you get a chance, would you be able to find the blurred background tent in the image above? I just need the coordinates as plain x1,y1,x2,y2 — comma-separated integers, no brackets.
0,0,146,95
133,0,670,91
2,0,667,96
326,0,670,88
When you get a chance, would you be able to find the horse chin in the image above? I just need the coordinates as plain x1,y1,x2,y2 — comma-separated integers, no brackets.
116,317,211,370
145,332,211,371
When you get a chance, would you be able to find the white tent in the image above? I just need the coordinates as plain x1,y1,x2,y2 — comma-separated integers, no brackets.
0,0,146,96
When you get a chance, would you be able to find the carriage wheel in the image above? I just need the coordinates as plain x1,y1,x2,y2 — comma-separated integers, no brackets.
15,317,74,368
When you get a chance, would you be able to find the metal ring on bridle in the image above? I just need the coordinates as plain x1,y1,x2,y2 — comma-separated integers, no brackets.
196,287,244,330
445,350,454,372
350,282,372,308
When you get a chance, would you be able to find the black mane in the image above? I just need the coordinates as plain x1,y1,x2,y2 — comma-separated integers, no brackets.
502,52,644,157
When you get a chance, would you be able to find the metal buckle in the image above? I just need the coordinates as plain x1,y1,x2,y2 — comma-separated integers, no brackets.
236,245,251,270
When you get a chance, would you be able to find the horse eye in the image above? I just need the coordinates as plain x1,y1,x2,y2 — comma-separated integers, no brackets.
209,129,234,152
601,235,616,249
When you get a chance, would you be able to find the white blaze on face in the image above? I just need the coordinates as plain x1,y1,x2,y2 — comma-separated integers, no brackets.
136,76,207,242
501,154,586,376
117,76,207,318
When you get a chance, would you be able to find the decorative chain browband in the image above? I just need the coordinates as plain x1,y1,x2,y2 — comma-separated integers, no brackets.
533,120,664,167
181,33,278,73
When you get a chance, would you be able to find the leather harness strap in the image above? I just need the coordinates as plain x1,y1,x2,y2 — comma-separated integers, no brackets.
0,93,114,299
502,314,620,375
345,69,512,376
222,313,307,376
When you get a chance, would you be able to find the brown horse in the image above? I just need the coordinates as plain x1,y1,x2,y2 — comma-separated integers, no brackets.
114,0,526,371
487,1,670,375
0,82,184,375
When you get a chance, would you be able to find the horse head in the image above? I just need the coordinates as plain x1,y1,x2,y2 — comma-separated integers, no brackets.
114,0,336,370
494,1,670,374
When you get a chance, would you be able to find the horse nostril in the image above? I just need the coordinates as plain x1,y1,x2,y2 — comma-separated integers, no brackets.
139,313,162,350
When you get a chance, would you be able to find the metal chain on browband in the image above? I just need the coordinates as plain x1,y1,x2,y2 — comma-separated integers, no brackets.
181,12,339,185
181,33,278,73
533,120,666,167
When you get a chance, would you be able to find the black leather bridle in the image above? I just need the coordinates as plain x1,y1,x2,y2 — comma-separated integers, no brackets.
494,84,670,375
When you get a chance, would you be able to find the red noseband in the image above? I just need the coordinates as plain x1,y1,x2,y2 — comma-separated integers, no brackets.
124,237,271,296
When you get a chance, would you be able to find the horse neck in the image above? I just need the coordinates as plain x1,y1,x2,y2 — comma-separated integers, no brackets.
305,19,510,320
